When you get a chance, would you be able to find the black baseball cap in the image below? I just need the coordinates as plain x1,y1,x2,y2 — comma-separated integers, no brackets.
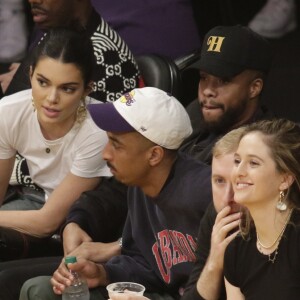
199,25,272,78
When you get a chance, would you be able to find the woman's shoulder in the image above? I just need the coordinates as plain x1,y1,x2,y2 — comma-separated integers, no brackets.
292,209,300,222
288,209,300,237
0,90,33,126
0,89,32,107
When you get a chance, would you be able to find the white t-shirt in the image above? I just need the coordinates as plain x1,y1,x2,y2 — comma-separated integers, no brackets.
0,89,111,198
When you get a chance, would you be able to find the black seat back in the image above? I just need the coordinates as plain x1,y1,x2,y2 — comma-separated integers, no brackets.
136,51,201,107
175,49,201,107
135,54,181,100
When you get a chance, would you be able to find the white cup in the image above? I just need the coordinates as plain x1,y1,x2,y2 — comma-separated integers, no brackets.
106,282,146,297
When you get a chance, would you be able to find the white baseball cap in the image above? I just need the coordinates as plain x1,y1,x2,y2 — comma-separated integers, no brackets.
88,87,192,149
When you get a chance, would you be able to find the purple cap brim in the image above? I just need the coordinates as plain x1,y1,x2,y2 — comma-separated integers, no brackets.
88,103,135,132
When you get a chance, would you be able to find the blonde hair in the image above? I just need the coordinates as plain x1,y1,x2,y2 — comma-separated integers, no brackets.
212,127,246,158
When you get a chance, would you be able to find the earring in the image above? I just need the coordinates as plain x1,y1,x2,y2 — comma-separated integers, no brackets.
277,190,287,211
76,99,87,123
31,97,36,112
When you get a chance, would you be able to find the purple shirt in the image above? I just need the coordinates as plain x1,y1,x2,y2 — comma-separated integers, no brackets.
92,0,201,59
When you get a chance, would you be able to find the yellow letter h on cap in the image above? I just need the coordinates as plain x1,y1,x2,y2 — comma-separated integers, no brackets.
207,36,225,52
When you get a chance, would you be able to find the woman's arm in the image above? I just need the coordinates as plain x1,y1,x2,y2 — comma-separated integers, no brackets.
0,157,15,204
224,277,244,300
0,172,101,237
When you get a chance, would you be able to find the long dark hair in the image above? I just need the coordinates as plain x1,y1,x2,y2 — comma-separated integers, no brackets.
31,28,95,87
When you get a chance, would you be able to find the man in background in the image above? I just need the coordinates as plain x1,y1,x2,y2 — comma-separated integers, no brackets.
0,0,139,101
181,25,274,164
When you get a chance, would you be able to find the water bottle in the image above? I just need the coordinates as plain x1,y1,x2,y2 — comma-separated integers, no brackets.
62,256,90,300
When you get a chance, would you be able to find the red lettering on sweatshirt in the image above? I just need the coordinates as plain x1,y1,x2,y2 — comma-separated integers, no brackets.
152,230,196,283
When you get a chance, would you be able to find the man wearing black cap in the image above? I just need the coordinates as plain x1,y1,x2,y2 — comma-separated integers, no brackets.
180,24,274,164
179,25,276,300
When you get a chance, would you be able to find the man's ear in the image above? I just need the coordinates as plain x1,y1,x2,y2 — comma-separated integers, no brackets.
148,146,164,167
249,78,263,99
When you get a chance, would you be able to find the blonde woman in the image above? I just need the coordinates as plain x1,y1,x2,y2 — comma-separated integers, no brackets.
224,119,300,299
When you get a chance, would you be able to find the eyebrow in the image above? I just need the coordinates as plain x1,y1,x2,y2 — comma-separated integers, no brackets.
211,174,226,180
108,135,124,146
235,152,264,162
36,73,80,86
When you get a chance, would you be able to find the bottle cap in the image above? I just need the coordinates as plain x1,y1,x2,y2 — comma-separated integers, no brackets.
65,256,77,264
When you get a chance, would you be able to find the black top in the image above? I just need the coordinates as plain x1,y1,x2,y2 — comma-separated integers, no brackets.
224,210,300,300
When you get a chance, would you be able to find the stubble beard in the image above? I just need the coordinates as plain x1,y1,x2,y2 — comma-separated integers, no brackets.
200,99,248,133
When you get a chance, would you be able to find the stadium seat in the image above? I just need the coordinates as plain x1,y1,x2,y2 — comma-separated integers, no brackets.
136,50,201,107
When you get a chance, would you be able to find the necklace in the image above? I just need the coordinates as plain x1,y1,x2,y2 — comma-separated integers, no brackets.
256,208,293,263
43,138,53,154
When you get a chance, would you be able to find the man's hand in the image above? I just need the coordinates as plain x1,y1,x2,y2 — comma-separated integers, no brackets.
68,240,121,262
0,63,20,93
51,258,108,294
63,222,121,262
208,205,240,269
196,206,240,300
63,222,93,255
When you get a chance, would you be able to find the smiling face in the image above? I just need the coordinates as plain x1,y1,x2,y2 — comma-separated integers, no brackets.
231,132,287,208
198,70,261,132
30,57,90,138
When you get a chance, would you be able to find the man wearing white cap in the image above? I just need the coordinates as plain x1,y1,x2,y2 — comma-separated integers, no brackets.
20,87,212,300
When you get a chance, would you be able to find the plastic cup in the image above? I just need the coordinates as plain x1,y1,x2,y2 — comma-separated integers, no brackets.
106,282,145,297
